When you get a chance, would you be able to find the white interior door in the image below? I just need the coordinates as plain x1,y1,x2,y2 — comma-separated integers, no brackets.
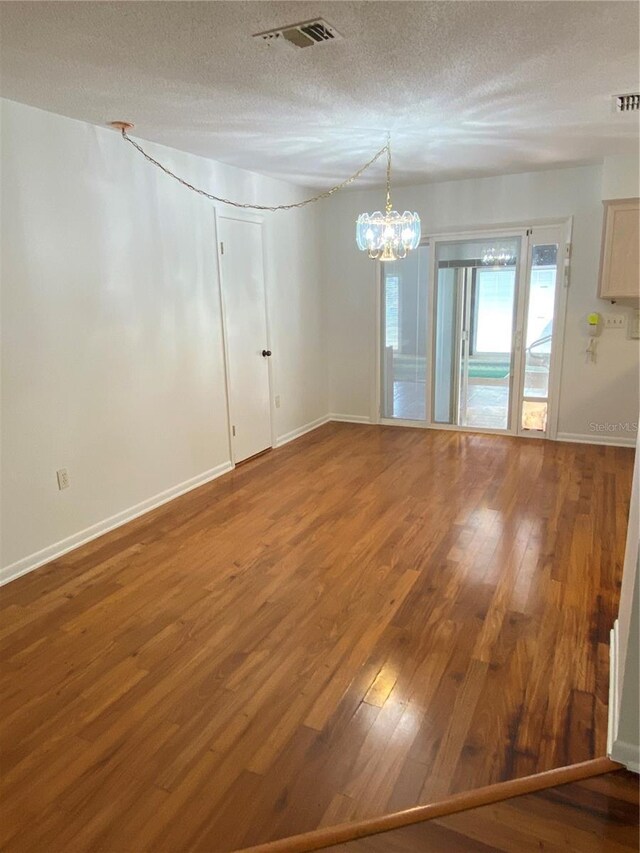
218,215,273,463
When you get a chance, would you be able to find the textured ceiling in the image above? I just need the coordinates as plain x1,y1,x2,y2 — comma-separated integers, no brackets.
1,1,638,188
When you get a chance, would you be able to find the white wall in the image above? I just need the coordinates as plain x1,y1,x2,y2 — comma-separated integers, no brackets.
610,433,640,772
324,165,639,442
614,561,639,772
619,438,640,688
1,99,327,580
602,154,640,200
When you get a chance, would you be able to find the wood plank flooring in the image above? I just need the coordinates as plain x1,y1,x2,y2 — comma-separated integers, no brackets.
0,424,634,852
323,770,640,852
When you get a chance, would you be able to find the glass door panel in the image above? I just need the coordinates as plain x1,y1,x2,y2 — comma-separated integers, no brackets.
519,239,560,435
380,245,429,420
432,237,521,431
433,267,460,423
467,267,516,429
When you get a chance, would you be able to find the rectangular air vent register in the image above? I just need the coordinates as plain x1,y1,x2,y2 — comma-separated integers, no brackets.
253,19,342,49
614,93,640,112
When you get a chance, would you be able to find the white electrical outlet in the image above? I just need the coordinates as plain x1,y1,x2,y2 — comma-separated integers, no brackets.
275,395,281,408
628,311,640,340
604,314,626,330
56,468,70,490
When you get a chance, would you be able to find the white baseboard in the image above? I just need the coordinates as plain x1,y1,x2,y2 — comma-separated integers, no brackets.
329,413,372,425
275,413,373,447
610,738,640,773
2,415,370,588
274,415,330,447
327,424,635,444
556,431,637,448
0,461,234,587
608,622,619,756
17,418,628,589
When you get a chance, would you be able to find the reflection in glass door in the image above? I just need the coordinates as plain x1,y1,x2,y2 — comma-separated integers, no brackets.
380,246,429,420
432,237,521,431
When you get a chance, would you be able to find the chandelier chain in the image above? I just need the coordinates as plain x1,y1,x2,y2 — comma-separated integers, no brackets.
385,132,392,214
120,130,389,211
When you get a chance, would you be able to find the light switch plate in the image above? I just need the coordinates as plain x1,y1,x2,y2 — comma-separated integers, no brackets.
604,314,626,329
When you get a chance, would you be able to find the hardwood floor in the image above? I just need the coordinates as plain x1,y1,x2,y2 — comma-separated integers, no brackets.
323,770,640,852
0,424,634,852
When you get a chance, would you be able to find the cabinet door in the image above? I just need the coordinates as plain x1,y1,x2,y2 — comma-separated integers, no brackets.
599,199,640,300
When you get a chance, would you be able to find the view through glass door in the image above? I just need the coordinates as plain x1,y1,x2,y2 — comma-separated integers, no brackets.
378,226,565,437
518,227,563,436
432,236,521,431
380,245,429,420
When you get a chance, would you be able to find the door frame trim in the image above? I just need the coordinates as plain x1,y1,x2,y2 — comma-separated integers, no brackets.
547,217,573,440
514,220,572,440
371,260,383,424
213,207,235,466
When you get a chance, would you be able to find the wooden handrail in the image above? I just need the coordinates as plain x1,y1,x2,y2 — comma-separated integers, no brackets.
235,756,621,853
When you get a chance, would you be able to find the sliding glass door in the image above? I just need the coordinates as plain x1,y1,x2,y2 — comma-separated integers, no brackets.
378,224,566,438
380,246,429,420
432,237,521,431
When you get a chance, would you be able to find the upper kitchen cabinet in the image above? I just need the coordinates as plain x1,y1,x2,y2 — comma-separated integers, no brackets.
598,198,640,301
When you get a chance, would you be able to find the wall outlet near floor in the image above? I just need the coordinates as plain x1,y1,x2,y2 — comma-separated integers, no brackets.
275,395,281,408
56,468,70,490
604,314,626,330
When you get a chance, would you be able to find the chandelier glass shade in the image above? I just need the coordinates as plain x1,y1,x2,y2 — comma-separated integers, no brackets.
356,210,421,260
355,138,421,261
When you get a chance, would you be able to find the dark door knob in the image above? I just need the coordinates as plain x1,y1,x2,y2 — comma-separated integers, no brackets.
262,349,272,357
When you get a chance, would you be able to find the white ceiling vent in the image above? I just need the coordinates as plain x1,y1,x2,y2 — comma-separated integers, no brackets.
614,93,640,112
253,19,343,50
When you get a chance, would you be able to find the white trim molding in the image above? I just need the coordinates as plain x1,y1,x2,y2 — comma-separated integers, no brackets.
0,461,234,587
275,415,331,447
329,413,373,424
556,431,637,448
2,416,374,587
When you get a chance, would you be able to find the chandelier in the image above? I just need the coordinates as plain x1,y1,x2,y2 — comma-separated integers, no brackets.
355,137,421,261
